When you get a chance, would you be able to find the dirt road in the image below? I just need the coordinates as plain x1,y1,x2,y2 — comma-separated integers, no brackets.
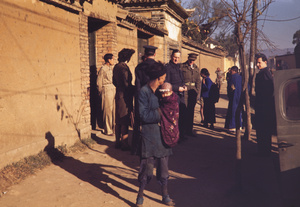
0,87,283,207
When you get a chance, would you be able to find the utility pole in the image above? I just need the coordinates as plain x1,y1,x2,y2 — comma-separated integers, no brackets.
249,0,258,96
244,0,258,140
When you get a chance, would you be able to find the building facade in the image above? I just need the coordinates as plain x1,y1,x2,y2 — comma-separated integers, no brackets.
0,0,227,169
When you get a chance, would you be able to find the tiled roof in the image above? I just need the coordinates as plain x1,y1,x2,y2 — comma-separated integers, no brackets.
118,0,189,19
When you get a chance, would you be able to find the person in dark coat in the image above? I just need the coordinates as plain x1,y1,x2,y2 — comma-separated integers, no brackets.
165,49,187,141
136,62,174,207
200,68,216,129
131,45,158,155
225,66,243,133
181,53,201,136
113,48,135,150
254,53,276,156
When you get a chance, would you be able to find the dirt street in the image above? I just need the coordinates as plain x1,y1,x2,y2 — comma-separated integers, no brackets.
0,86,283,207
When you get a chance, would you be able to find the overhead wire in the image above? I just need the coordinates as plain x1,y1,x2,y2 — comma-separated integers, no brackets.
262,15,300,22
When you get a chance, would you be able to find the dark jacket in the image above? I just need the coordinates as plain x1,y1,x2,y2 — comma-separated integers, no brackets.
201,76,213,98
165,61,185,102
113,62,134,124
181,61,201,95
139,84,172,158
255,67,276,132
135,58,156,95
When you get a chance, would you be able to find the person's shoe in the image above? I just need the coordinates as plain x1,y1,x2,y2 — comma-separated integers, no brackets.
209,124,214,129
136,196,144,207
162,195,175,206
203,123,208,128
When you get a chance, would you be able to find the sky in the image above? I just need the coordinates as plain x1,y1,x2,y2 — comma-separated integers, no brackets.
180,0,300,50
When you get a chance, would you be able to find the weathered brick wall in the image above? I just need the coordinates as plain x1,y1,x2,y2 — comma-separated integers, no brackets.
96,22,118,67
79,13,92,139
182,47,224,82
116,25,138,82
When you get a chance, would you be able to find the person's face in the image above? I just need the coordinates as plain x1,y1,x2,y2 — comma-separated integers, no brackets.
200,73,206,78
256,58,267,70
158,74,166,85
108,58,114,65
188,59,195,65
171,52,180,64
231,69,236,75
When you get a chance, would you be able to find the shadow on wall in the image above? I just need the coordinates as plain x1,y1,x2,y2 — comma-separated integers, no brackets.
44,131,136,206
90,65,103,130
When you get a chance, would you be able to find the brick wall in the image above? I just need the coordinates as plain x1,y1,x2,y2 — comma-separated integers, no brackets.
79,13,91,138
96,22,118,67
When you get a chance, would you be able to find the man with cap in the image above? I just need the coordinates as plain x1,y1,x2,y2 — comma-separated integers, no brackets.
181,53,201,137
131,45,158,155
165,49,187,141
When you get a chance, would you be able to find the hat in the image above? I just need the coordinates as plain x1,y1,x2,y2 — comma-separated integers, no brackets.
146,61,166,80
144,45,157,56
188,53,198,61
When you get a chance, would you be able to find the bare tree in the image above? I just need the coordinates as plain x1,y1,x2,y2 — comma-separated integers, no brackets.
218,0,273,189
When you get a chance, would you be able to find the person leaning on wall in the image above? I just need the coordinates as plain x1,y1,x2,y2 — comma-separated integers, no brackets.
97,53,115,136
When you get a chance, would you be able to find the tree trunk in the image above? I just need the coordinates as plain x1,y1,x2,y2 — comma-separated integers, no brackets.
249,0,258,96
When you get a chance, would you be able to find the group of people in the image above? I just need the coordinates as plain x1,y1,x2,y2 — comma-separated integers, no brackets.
96,45,276,206
96,45,219,206
224,54,275,157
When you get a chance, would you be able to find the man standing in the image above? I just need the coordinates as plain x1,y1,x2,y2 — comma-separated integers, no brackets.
181,53,201,137
97,53,115,136
132,45,158,155
135,45,158,93
255,53,276,156
215,67,224,90
225,66,242,133
165,49,187,140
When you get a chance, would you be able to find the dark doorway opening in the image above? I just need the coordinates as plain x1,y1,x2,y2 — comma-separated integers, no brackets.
88,17,108,130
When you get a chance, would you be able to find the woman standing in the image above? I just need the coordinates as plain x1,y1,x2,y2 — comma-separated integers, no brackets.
136,62,174,207
113,48,135,150
200,68,216,129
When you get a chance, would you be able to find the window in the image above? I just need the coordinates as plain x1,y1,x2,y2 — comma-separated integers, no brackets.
284,79,300,120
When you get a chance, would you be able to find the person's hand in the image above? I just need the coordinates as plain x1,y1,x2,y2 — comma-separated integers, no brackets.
202,78,206,84
179,86,187,92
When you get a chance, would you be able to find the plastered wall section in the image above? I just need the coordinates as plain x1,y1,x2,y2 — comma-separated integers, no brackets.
149,36,166,64
0,1,84,169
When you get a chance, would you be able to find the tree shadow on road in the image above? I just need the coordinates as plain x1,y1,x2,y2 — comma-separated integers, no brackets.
91,132,164,205
168,125,282,207
45,131,136,206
